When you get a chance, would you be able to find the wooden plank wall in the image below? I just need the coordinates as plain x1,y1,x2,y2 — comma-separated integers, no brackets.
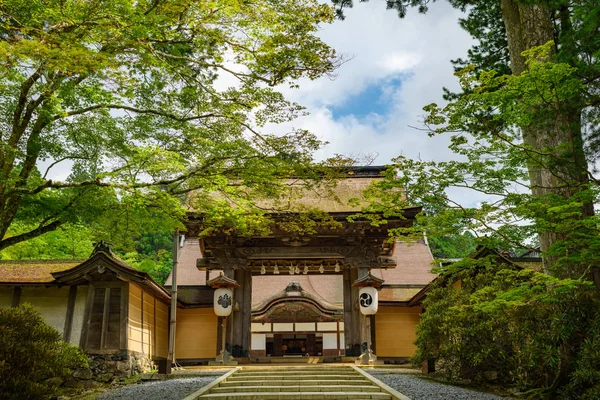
375,306,421,357
128,283,169,359
175,308,217,359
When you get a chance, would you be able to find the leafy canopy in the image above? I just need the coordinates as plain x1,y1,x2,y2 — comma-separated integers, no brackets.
0,0,343,251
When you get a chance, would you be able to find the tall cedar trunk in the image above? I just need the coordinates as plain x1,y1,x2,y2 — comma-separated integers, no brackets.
500,0,598,289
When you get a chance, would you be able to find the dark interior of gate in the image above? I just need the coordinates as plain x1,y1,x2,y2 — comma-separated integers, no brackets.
165,167,437,363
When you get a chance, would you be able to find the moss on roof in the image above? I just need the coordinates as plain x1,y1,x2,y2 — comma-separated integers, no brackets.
0,260,84,283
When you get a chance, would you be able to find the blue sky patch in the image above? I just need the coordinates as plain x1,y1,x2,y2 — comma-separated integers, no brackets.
330,75,407,120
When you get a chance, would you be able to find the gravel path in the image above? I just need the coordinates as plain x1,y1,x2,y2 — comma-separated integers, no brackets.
365,370,512,400
97,375,218,400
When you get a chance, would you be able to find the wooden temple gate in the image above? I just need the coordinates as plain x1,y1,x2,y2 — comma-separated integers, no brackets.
189,206,419,361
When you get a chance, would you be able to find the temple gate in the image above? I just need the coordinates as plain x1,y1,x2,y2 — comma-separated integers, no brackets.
187,168,420,362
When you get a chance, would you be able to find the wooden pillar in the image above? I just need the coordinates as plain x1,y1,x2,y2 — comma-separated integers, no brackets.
216,316,224,357
224,269,235,351
343,268,363,355
11,286,22,308
232,269,251,356
63,285,78,343
370,314,376,353
343,269,354,355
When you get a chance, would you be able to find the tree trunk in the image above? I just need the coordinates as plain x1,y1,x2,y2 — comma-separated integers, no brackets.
500,0,597,288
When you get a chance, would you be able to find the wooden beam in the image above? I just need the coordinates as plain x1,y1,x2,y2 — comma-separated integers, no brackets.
100,287,111,349
80,283,95,349
120,282,129,350
11,286,22,308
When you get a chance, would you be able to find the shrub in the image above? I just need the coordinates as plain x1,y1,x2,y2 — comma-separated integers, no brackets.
0,304,88,400
413,257,600,399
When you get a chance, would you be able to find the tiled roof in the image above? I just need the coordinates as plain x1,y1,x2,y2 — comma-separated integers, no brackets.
0,259,83,283
188,174,402,214
165,238,222,286
371,241,437,286
380,287,424,302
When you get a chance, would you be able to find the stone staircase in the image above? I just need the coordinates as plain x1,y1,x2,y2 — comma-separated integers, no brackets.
192,365,395,399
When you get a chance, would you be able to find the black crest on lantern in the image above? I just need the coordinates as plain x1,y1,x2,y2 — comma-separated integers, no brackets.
218,293,232,308
359,292,373,307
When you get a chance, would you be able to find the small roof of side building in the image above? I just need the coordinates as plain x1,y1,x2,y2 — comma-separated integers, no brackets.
0,259,84,283
0,252,171,302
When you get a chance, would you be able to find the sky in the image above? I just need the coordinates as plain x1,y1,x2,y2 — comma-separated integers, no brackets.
271,1,473,165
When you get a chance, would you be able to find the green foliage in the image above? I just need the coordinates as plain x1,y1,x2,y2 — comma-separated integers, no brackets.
0,0,346,251
0,304,88,400
336,0,600,398
428,231,476,259
0,222,94,259
414,260,600,397
123,249,173,285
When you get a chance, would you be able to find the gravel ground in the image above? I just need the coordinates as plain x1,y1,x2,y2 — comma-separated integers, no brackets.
365,370,512,400
97,376,218,400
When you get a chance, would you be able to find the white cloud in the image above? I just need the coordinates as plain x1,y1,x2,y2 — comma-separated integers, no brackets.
378,52,422,73
269,1,474,167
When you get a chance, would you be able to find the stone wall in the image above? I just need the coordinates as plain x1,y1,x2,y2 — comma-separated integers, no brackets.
64,351,157,389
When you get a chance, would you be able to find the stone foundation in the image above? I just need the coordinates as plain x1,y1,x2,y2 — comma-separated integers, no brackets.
64,351,157,389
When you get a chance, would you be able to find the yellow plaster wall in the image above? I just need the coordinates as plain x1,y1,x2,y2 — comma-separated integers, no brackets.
156,301,169,358
21,287,70,335
375,306,421,357
128,283,168,359
0,287,12,308
175,308,217,359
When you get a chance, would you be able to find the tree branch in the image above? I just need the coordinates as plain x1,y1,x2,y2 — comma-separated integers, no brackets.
53,104,220,122
0,220,63,251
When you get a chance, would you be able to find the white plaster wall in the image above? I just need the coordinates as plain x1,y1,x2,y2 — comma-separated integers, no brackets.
251,333,266,350
70,286,88,346
21,287,70,335
273,322,293,332
317,322,337,331
251,322,272,332
323,333,338,349
295,322,315,331
0,287,13,308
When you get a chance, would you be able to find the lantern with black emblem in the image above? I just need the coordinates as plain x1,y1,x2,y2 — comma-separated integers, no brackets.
214,288,233,316
359,286,378,315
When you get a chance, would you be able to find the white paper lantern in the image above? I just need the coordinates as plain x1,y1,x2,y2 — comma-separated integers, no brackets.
214,288,233,316
359,286,378,315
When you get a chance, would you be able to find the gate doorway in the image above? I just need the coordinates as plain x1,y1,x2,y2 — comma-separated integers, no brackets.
268,333,323,356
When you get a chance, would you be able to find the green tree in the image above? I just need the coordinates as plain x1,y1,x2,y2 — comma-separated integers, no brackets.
428,231,476,259
337,1,600,396
0,0,344,251
334,0,600,288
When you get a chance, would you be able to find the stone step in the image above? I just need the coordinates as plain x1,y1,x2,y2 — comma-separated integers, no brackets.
219,379,370,387
210,385,382,393
227,374,361,381
236,370,357,376
198,392,392,399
